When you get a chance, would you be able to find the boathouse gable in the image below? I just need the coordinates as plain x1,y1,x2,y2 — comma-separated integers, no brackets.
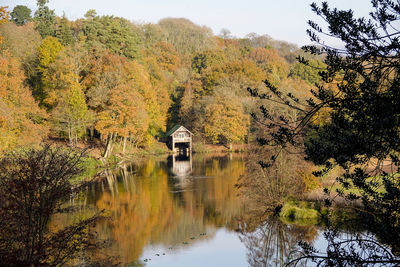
166,125,192,153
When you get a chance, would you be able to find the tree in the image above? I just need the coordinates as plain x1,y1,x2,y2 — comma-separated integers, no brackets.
203,92,250,150
219,28,232,39
84,52,155,156
248,47,289,86
0,6,10,45
82,15,141,59
0,52,47,152
0,145,108,266
158,18,216,55
96,83,149,157
249,0,400,264
0,6,9,25
289,57,325,85
34,0,56,38
55,15,74,46
52,84,91,147
10,5,32,26
35,36,64,108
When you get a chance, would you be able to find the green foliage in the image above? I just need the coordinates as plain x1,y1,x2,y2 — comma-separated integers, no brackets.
250,3,400,261
52,84,91,147
35,36,64,106
289,58,325,85
280,201,320,223
82,15,141,59
10,5,32,26
34,0,56,38
56,15,74,45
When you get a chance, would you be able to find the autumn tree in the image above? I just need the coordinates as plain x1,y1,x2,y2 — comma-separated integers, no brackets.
52,83,91,147
34,36,64,108
84,52,157,156
0,22,41,61
0,52,47,152
0,6,10,45
96,83,149,157
203,90,250,149
248,47,289,86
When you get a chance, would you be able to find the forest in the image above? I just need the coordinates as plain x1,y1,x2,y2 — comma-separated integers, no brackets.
0,1,321,157
2,0,400,266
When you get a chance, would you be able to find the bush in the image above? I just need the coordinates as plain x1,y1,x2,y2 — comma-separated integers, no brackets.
0,145,108,266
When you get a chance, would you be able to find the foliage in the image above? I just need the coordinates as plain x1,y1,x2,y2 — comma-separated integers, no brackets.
10,5,31,26
289,58,325,85
34,0,56,38
0,22,41,61
158,18,216,55
55,15,74,46
0,145,108,266
203,93,250,147
0,6,9,25
82,14,140,59
0,6,10,45
280,201,320,223
248,0,400,264
248,47,289,85
35,36,64,107
52,84,91,147
0,0,320,158
0,52,47,152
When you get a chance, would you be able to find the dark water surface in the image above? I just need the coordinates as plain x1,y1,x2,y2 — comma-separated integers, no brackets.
65,153,328,266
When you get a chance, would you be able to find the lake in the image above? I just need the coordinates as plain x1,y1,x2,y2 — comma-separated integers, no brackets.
62,153,366,266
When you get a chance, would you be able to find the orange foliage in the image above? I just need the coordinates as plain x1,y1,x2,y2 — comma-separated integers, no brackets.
0,53,47,151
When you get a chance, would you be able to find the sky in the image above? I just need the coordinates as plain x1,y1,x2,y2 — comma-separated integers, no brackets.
1,0,373,46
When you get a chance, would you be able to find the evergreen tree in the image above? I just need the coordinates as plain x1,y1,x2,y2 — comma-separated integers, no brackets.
34,0,56,38
56,15,74,46
10,5,32,26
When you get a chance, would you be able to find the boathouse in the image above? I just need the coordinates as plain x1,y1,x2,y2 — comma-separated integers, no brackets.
166,125,192,153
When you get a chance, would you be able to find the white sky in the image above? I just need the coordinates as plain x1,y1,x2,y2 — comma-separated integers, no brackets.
1,0,373,46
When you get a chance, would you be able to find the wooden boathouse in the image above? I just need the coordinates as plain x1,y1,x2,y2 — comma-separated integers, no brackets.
166,125,192,154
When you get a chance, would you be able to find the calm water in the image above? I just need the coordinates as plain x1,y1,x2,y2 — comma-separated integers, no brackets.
66,153,328,266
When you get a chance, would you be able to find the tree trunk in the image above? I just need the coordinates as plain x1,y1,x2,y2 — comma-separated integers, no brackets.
104,134,114,158
122,136,127,155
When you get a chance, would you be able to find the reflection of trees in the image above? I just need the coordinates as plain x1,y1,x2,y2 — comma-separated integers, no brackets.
87,154,245,263
290,230,400,267
239,217,318,267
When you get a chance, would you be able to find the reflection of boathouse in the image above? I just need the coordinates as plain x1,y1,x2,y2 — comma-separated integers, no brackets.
168,154,193,178
166,125,193,154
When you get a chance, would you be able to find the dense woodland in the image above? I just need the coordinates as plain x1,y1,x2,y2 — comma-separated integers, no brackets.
1,0,400,265
0,1,322,157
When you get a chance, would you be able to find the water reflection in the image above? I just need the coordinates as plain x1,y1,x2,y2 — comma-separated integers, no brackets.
55,153,397,266
168,153,192,178
239,216,318,266
86,154,246,264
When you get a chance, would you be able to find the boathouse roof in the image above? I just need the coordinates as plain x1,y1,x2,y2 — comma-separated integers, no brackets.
166,125,193,136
